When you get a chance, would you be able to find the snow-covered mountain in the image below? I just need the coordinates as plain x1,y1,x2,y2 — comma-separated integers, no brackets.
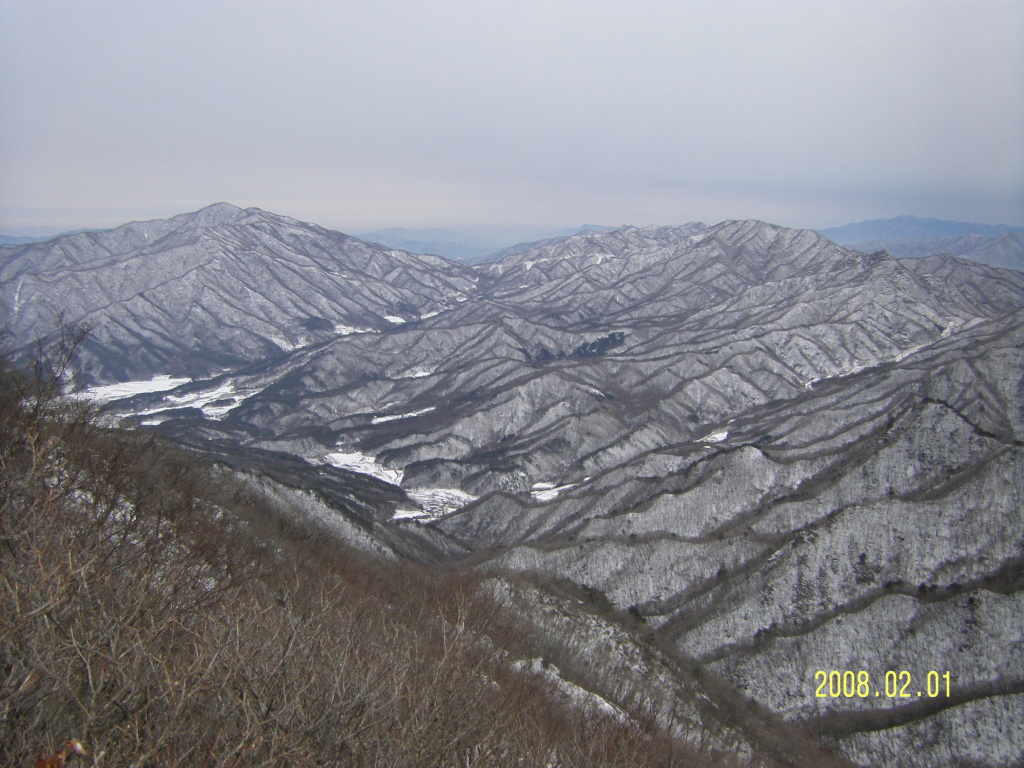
4,206,1023,768
0,203,479,382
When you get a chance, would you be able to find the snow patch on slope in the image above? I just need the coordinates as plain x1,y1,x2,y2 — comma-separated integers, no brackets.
531,481,578,502
371,407,435,424
161,381,252,418
269,334,298,351
334,323,374,335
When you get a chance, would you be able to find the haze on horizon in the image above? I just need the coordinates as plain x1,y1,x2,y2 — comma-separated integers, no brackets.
1,0,1022,236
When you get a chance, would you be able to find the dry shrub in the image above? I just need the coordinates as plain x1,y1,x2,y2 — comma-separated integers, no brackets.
1,332,724,767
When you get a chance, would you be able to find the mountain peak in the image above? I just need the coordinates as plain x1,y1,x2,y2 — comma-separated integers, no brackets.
177,202,250,228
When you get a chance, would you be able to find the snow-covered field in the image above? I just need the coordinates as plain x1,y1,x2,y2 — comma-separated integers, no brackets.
402,488,477,519
162,380,246,417
81,376,257,420
323,451,405,485
334,323,375,335
79,375,191,404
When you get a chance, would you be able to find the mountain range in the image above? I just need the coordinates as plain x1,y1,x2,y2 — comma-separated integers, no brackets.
839,232,1024,273
0,226,105,247
1,204,479,382
816,215,1024,274
3,204,1023,768
818,214,1024,244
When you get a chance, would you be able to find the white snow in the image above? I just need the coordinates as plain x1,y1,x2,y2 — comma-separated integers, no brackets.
894,344,926,362
384,315,405,324
513,658,628,722
530,481,577,502
138,415,173,426
391,489,477,522
392,507,429,520
11,278,28,316
371,406,435,424
405,488,477,518
81,373,260,420
334,323,373,335
323,451,404,485
122,379,259,419
270,334,298,351
700,429,729,443
79,375,191,404
164,381,242,417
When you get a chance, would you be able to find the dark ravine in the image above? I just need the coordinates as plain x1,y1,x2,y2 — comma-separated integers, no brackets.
4,204,1023,767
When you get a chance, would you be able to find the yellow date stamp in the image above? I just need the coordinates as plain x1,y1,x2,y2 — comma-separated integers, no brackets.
814,670,952,699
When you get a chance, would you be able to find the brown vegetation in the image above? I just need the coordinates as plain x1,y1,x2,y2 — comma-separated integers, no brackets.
1,330,730,766
34,739,87,768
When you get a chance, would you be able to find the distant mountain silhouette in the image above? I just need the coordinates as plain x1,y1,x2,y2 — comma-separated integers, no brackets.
358,225,614,263
819,214,1024,244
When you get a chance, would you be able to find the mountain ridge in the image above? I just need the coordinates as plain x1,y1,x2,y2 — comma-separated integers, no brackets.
0,203,481,383
844,231,1024,274
818,214,1024,244
4,204,1023,768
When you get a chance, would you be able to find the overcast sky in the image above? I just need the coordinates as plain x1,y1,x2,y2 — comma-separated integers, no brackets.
1,0,1022,235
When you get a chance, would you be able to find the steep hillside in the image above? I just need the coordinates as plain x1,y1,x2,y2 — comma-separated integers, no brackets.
445,310,1024,767
3,341,778,768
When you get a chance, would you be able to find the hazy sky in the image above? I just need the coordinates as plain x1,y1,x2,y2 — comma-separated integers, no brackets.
1,0,1022,235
